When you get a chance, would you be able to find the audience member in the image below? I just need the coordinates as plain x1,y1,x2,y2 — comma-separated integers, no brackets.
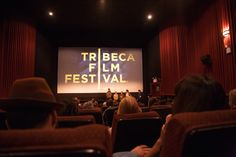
119,91,125,101
0,77,146,157
148,96,158,107
137,90,143,102
73,96,82,108
113,91,119,106
112,96,150,157
137,89,145,106
73,96,79,104
117,96,142,114
106,88,112,100
106,98,114,107
146,74,228,157
4,75,226,157
64,97,79,115
172,74,227,113
229,89,236,109
83,98,97,109
108,96,141,130
125,89,131,97
0,77,62,129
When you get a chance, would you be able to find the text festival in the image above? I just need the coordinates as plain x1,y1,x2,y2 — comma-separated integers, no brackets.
65,51,135,84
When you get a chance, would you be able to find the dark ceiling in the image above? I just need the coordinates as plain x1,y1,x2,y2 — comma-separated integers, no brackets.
0,0,214,46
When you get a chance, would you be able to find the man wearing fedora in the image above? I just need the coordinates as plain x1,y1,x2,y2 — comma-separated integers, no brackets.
0,77,152,157
0,77,62,129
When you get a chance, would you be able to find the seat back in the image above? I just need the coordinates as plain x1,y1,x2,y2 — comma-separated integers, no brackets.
141,106,150,112
57,115,96,128
112,111,162,152
161,109,236,157
103,106,118,127
0,110,7,129
150,105,172,122
79,107,103,124
0,124,112,157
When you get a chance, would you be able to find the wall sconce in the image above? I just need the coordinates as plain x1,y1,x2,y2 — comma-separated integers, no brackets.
223,28,231,54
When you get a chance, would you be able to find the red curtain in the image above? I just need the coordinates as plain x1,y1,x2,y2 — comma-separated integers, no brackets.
0,20,36,97
159,26,187,95
160,0,236,94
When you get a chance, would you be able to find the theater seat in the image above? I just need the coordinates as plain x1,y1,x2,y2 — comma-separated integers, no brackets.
0,124,112,157
141,106,150,112
79,107,103,124
103,106,118,127
150,105,172,122
161,109,236,157
112,111,162,152
57,115,96,128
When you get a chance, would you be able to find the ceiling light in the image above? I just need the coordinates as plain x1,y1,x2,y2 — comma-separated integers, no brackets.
147,14,152,20
48,11,54,16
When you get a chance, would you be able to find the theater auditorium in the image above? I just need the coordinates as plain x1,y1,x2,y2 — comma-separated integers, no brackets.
0,0,236,157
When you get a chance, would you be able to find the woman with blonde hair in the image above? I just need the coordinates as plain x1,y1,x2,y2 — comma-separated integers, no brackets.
113,96,150,157
117,96,142,114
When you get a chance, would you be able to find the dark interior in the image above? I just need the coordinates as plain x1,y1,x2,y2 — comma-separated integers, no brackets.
0,0,235,102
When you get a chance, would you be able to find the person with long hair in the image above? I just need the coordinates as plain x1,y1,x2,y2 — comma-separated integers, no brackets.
113,96,150,157
117,96,142,114
146,74,228,157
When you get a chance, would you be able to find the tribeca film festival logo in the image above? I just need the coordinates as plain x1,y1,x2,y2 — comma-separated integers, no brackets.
64,48,135,88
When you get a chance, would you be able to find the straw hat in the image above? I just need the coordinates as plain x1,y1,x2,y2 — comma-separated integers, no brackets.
0,77,62,111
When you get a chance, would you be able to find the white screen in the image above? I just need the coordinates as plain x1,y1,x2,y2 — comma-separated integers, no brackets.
57,47,143,93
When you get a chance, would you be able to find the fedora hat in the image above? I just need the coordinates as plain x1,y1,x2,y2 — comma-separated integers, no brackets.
0,77,62,111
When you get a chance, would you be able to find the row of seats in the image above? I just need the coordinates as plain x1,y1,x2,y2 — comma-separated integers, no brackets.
111,111,162,152
161,109,236,157
103,105,172,127
57,115,96,128
1,109,236,157
0,124,112,157
58,111,163,152
57,104,172,127
0,110,163,153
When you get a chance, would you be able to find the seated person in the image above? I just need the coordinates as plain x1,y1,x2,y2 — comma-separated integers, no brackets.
106,88,112,100
0,77,61,129
148,96,158,107
119,91,125,101
146,74,228,157
112,96,150,157
0,77,146,157
82,98,98,109
125,89,131,97
109,96,141,131
117,96,142,114
113,91,119,106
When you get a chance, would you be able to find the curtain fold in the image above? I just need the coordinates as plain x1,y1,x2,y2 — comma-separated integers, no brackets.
160,0,236,94
0,20,36,97
159,26,187,95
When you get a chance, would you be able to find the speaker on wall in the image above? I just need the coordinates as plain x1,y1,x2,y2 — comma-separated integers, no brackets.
200,54,212,67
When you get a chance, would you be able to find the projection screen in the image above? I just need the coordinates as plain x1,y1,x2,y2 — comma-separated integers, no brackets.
57,47,143,93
